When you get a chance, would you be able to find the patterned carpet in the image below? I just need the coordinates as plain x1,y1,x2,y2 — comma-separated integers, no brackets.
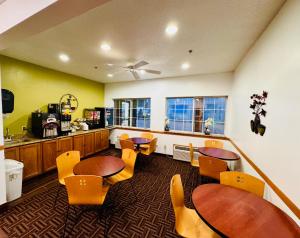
0,149,206,238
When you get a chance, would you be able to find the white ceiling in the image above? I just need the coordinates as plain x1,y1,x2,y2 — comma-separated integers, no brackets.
0,0,285,83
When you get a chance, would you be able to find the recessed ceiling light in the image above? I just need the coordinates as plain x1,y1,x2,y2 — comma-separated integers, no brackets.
140,70,145,74
107,74,113,78
101,43,111,52
181,62,190,70
59,53,70,62
107,63,113,66
165,24,178,36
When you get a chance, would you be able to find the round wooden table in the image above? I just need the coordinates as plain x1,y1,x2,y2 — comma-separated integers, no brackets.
129,137,151,150
73,156,125,178
192,184,300,238
198,147,240,161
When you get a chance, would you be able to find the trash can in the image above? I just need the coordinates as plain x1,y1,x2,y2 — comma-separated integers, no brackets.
5,159,24,202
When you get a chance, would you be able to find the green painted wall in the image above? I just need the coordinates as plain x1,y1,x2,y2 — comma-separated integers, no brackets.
0,55,104,135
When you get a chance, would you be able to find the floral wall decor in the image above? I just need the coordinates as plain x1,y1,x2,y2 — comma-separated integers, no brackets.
250,91,268,136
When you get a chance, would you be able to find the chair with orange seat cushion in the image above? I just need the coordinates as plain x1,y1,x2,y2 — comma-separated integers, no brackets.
106,149,138,200
54,151,80,207
140,138,157,156
63,175,110,237
220,171,265,197
140,132,154,140
189,143,199,167
204,139,224,149
120,139,135,150
199,156,228,181
119,133,129,140
170,174,220,238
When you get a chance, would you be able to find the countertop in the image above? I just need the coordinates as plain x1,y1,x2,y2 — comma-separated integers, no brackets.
4,128,113,148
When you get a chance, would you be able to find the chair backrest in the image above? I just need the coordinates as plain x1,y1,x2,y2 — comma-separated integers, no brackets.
170,174,185,213
65,175,104,205
119,133,129,140
122,148,137,175
199,156,227,180
56,151,80,181
120,139,135,150
141,132,154,140
220,171,265,197
149,138,158,153
189,143,198,166
204,139,224,149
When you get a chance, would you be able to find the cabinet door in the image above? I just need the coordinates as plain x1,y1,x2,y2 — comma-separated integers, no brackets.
84,133,95,157
42,140,58,172
19,143,42,180
73,135,85,158
4,147,20,161
100,129,110,150
94,131,102,152
57,137,73,156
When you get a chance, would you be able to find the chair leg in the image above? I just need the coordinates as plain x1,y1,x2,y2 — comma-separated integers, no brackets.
62,205,70,238
53,184,62,208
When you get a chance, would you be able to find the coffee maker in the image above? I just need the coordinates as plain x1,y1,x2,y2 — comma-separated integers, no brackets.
32,113,60,138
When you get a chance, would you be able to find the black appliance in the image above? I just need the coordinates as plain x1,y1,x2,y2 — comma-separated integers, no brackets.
2,89,14,114
32,113,60,138
48,103,60,114
60,114,72,135
105,108,114,127
84,109,101,129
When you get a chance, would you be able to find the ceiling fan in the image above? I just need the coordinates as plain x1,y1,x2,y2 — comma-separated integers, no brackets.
113,61,161,80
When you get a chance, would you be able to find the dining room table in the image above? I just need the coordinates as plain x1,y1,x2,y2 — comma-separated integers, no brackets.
192,184,300,238
73,155,125,178
198,147,240,161
129,137,151,150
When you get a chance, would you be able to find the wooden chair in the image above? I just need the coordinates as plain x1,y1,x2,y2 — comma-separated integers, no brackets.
199,156,227,181
140,138,157,156
170,174,220,238
189,143,199,167
120,139,135,150
63,175,110,237
119,133,129,140
220,171,265,197
204,139,224,149
140,132,154,140
54,151,80,207
107,149,138,200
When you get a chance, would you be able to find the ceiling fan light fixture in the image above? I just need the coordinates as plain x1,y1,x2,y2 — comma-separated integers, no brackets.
101,43,111,52
165,24,178,36
140,69,146,74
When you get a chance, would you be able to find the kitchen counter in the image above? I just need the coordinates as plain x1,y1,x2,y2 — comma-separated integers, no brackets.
4,128,113,148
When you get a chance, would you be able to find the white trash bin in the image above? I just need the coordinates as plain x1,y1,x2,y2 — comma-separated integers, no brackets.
5,159,24,202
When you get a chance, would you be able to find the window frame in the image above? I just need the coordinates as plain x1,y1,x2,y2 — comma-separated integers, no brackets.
113,97,151,129
165,96,227,135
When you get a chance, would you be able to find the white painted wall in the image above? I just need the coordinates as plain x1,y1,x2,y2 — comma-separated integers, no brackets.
105,72,234,133
0,63,6,204
230,0,300,221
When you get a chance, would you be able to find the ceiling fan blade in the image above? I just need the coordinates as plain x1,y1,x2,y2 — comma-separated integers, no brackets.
133,60,149,69
131,71,140,80
143,69,161,74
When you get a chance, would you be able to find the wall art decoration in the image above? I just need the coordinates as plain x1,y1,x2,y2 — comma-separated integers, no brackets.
250,91,268,136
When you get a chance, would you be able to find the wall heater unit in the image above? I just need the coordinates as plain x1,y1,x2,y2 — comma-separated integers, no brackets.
173,144,199,162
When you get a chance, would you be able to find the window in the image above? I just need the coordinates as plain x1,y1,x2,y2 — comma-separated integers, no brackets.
114,98,151,129
166,97,226,134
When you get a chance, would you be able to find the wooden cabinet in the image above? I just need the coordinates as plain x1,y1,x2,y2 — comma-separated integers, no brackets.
4,147,20,161
84,133,95,157
73,135,85,158
100,129,109,150
57,137,73,156
94,131,102,152
19,143,42,180
42,140,58,172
